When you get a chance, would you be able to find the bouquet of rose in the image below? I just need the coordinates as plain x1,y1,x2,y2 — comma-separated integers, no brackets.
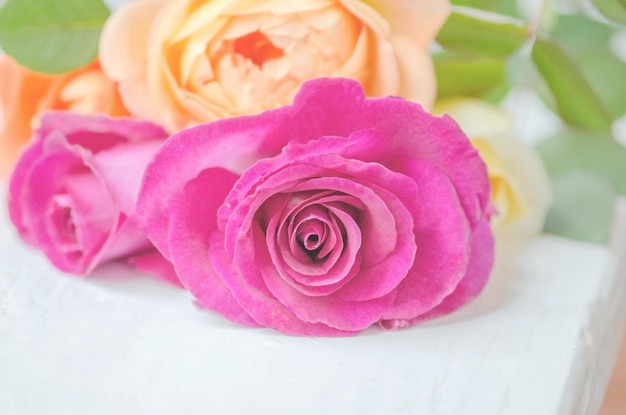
0,0,623,336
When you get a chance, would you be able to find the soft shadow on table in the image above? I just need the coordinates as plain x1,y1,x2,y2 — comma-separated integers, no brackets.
84,238,532,339
417,239,531,329
87,259,187,301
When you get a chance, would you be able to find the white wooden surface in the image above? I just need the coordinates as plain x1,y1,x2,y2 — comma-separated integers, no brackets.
1,197,625,415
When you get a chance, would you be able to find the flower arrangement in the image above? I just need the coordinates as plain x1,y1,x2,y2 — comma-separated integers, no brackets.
0,0,624,336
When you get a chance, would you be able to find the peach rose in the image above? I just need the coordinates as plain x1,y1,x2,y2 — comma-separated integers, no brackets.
99,0,449,132
0,56,128,176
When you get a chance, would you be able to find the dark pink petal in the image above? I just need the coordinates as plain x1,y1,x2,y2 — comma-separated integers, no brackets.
268,203,362,296
213,151,419,332
234,143,418,302
380,219,494,329
283,78,491,226
135,78,494,335
381,160,472,321
210,237,352,336
137,112,294,258
8,112,168,275
134,79,402,254
165,168,261,327
140,78,488,259
288,176,400,268
259,244,396,331
20,152,88,273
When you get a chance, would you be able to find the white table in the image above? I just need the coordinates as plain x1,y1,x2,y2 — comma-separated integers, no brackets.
1,197,625,415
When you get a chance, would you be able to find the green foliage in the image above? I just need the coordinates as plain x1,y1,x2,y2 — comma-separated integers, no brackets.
450,0,520,18
550,14,626,120
532,38,614,131
434,54,507,99
592,0,626,24
423,5,624,243
538,129,626,195
543,171,615,244
436,7,529,57
0,0,110,74
539,129,626,243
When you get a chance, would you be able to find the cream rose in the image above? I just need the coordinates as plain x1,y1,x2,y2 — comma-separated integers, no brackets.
435,98,552,238
99,0,449,132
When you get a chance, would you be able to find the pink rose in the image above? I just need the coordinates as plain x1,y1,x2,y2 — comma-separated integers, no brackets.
137,78,494,336
8,112,170,276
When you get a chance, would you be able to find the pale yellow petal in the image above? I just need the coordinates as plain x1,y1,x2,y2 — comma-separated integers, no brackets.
356,0,450,48
391,36,436,109
226,0,336,16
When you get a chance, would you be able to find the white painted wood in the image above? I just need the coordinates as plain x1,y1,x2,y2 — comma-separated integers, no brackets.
1,199,625,415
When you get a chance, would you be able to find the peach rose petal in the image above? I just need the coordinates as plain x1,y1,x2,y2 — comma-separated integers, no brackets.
0,57,51,176
99,0,449,132
361,0,451,48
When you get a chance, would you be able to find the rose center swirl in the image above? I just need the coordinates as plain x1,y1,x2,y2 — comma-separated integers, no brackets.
262,190,363,294
295,218,329,261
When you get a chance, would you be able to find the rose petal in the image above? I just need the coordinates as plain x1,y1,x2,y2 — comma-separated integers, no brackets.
64,172,118,257
351,0,451,48
136,107,292,258
260,251,396,331
380,219,494,329
269,201,362,295
20,152,88,272
88,139,164,216
210,236,351,336
391,37,437,109
165,167,260,326
129,250,184,287
381,160,472,321
9,112,167,275
136,78,493,335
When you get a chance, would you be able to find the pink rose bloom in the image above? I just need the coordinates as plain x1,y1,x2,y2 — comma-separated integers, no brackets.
8,112,171,276
137,78,494,336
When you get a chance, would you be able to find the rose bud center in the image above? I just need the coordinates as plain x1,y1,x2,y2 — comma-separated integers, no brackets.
233,31,284,67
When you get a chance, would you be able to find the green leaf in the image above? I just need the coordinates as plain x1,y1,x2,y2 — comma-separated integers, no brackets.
451,0,520,17
544,171,615,244
592,0,626,25
0,0,110,74
434,55,507,99
550,14,626,120
436,6,529,57
532,38,614,131
451,0,501,8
